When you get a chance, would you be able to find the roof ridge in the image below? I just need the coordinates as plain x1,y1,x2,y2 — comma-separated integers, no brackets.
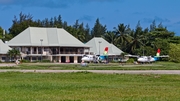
28,26,63,29
46,28,49,46
56,28,60,46
29,27,32,46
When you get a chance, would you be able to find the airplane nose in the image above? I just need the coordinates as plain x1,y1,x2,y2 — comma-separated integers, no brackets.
138,58,144,62
81,57,88,61
151,58,155,61
81,57,86,60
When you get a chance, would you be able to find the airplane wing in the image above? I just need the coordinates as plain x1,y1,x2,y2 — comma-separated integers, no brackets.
154,55,169,58
125,54,139,58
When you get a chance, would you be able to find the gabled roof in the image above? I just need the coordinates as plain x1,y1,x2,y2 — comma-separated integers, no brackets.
85,37,123,55
7,27,89,47
0,39,11,54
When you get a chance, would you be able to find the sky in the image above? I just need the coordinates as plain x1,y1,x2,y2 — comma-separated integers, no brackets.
0,0,180,36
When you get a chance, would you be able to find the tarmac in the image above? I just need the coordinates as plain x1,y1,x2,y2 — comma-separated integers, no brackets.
0,69,180,74
0,63,180,74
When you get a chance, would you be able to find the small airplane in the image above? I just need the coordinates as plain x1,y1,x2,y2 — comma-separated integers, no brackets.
81,54,98,63
81,47,109,63
137,49,169,63
137,56,156,63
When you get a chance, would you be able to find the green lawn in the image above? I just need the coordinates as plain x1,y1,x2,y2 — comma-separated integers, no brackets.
0,72,180,101
1,62,180,70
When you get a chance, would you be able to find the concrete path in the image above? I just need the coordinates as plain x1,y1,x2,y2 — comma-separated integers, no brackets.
0,70,180,74
0,63,16,67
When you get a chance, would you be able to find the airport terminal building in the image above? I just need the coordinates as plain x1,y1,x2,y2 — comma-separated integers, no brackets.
6,27,90,63
85,37,124,62
1,27,124,63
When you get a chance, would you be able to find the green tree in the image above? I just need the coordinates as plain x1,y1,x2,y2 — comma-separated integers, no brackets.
149,27,174,40
57,15,63,28
91,18,106,37
7,49,21,61
65,20,85,42
153,39,170,55
49,17,54,27
62,21,68,29
0,27,12,41
168,36,180,44
126,21,144,54
134,46,155,56
168,43,180,63
150,20,156,32
0,26,4,39
9,12,37,37
102,31,119,46
72,20,85,42
84,24,91,43
114,23,131,51
77,23,85,42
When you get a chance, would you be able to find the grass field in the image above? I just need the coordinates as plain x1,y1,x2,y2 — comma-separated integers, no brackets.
1,62,180,70
0,72,180,101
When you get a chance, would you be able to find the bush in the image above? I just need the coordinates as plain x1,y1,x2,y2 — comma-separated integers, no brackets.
42,60,51,63
169,43,180,63
21,59,30,63
127,58,134,63
110,60,119,63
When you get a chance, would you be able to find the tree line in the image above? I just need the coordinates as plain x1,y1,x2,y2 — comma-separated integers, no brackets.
1,12,180,62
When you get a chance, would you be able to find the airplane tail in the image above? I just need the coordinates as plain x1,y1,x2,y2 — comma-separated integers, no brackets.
154,49,160,61
103,47,108,56
98,47,108,62
156,49,160,57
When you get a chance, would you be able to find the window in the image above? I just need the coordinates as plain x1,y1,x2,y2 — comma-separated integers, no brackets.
2,57,6,60
15,47,21,51
34,47,36,51
32,57,37,60
44,47,49,51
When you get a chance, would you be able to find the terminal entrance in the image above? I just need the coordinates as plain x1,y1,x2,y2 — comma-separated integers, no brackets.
78,56,82,63
61,56,66,63
69,56,74,63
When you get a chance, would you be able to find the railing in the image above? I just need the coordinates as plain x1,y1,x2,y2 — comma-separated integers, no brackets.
60,52,84,54
32,51,37,54
21,51,84,55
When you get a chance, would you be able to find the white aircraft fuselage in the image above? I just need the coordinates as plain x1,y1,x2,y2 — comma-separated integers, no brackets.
81,55,95,62
81,55,107,63
137,56,155,63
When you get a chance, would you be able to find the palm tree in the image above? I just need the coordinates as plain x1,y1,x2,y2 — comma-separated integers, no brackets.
102,31,119,46
126,26,145,55
113,24,131,51
7,49,21,61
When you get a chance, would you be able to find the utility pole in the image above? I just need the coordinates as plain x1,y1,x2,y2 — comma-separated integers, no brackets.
99,41,102,55
3,29,5,39
40,39,43,62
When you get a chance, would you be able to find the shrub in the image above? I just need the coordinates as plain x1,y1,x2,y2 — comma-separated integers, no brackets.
127,58,134,63
169,43,180,63
42,60,51,63
21,59,30,63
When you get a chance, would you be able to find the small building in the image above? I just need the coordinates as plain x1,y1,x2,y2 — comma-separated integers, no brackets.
85,37,124,62
7,27,90,63
0,39,11,62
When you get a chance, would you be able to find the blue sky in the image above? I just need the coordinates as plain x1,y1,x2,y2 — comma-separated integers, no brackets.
0,0,180,35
